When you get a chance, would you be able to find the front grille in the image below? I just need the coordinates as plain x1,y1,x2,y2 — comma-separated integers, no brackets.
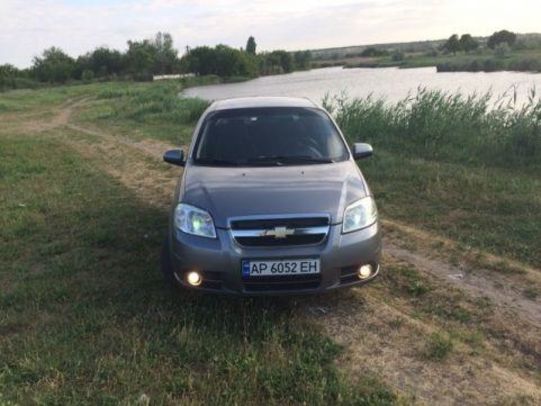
231,217,329,230
244,274,321,292
235,234,324,247
230,215,330,247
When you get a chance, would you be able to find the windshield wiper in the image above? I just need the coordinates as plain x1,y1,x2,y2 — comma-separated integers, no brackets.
246,155,334,165
195,158,241,166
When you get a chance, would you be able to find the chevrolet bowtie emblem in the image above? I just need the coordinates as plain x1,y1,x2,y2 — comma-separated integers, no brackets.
265,226,295,239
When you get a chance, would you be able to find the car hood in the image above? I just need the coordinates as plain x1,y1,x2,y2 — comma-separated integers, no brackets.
181,161,368,228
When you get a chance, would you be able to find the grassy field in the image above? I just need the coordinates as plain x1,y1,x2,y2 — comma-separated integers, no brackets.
1,80,541,404
324,89,541,266
0,82,395,404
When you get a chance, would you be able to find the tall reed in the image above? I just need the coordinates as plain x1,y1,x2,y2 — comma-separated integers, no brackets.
323,88,541,170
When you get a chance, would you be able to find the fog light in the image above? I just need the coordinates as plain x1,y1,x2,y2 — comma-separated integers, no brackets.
186,271,202,286
358,264,373,280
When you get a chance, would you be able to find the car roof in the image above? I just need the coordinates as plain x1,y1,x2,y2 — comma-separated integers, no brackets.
208,96,319,111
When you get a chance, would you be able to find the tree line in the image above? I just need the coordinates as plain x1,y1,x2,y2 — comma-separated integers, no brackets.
443,30,517,55
0,33,312,91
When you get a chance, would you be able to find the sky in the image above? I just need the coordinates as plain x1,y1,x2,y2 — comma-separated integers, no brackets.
1,0,540,68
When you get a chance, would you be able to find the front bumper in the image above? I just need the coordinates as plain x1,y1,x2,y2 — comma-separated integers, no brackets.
168,222,382,296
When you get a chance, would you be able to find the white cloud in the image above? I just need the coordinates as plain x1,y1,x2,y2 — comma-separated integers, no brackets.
0,0,540,68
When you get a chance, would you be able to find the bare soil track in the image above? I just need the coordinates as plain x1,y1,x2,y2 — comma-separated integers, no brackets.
10,99,541,404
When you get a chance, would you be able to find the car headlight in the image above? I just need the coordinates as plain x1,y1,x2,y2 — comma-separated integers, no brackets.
174,203,216,238
342,196,378,234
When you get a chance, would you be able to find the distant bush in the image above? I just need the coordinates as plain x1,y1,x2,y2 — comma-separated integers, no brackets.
391,51,405,62
508,58,541,72
0,64,41,91
181,45,258,78
361,47,388,57
81,69,94,82
259,50,294,74
75,47,124,80
0,76,41,92
436,54,541,73
32,47,76,83
293,50,312,70
132,71,154,82
482,58,505,71
494,43,511,58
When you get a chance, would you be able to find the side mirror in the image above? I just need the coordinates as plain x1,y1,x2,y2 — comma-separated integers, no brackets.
163,149,185,166
352,143,373,160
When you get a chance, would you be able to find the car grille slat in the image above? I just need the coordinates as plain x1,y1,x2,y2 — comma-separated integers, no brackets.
230,215,330,247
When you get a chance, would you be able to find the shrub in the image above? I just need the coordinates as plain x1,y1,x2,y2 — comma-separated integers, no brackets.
425,48,439,58
494,43,510,58
483,58,504,71
81,69,94,82
361,47,388,57
509,58,541,72
391,51,405,62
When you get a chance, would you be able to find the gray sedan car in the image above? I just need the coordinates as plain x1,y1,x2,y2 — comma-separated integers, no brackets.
161,97,381,295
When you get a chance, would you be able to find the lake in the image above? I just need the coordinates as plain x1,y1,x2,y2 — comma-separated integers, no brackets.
182,66,541,105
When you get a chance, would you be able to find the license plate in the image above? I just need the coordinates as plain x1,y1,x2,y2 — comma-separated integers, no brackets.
242,258,320,279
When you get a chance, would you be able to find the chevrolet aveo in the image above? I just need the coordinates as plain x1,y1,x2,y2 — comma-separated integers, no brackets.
161,97,381,295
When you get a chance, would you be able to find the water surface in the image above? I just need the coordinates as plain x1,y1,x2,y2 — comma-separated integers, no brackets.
183,66,541,105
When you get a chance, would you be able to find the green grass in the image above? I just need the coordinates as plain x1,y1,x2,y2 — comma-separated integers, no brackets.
2,77,540,403
376,262,540,374
325,90,541,266
76,80,209,145
384,265,431,298
381,264,481,325
0,77,213,144
0,132,395,404
423,333,454,361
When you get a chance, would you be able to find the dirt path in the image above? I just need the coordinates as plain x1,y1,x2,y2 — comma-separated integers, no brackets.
385,242,541,326
15,99,541,404
65,122,173,161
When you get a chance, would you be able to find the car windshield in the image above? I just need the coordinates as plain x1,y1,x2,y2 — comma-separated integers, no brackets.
194,107,349,166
